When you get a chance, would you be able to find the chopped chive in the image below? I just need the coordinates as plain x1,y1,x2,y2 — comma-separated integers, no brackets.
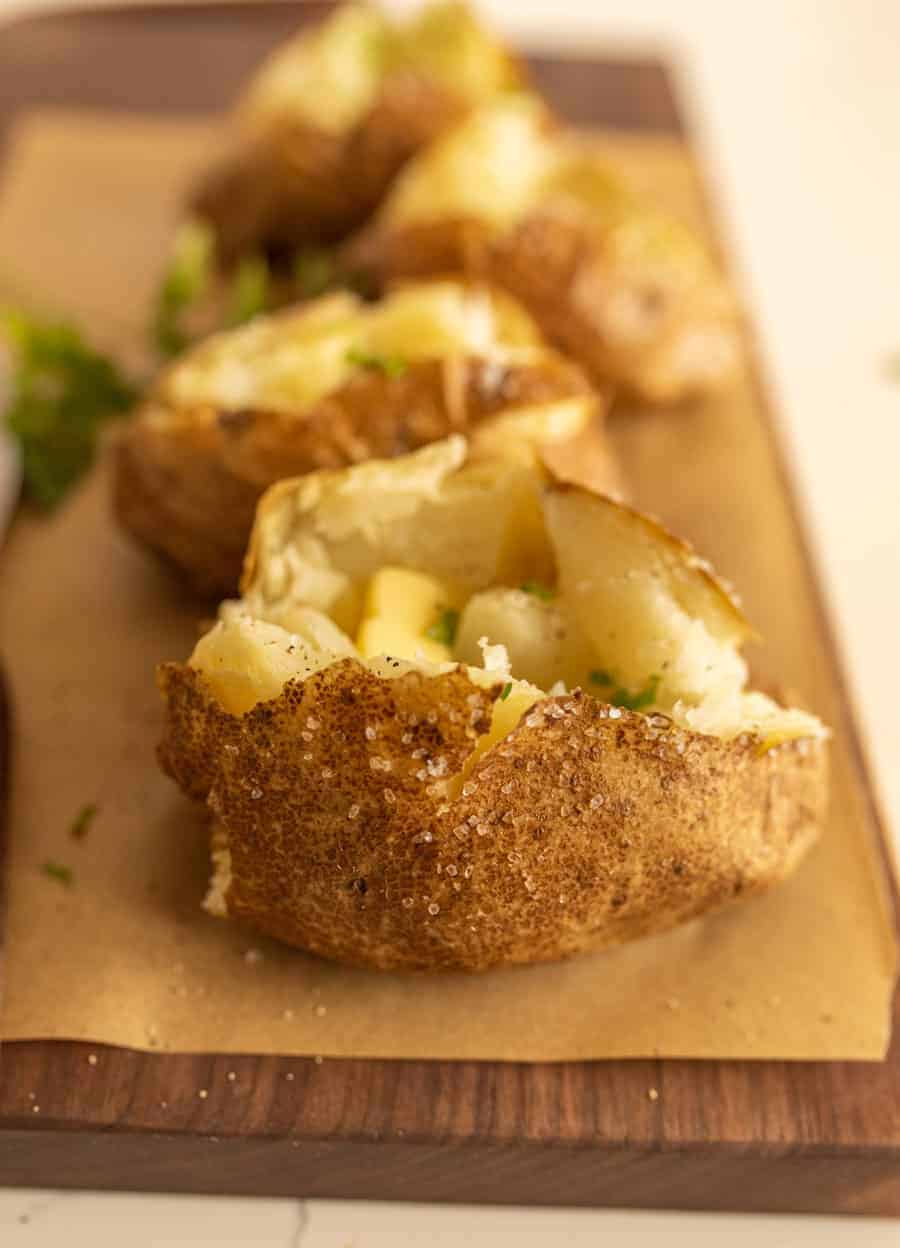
293,247,335,298
70,802,98,840
227,254,270,327
41,860,73,886
613,675,661,712
520,580,556,601
346,345,408,379
153,220,215,358
500,682,513,701
425,608,459,646
589,669,614,687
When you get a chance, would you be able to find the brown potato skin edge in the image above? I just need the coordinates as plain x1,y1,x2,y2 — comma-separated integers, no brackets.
113,353,593,599
158,663,826,972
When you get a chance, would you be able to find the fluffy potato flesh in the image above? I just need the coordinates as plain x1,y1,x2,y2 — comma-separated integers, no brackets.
159,438,828,970
375,93,680,246
236,442,822,742
380,93,555,232
162,281,548,417
393,1,522,103
240,2,521,137
241,5,389,135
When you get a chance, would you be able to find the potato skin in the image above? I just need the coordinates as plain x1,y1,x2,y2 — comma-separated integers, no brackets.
195,75,483,266
114,354,591,599
158,665,826,972
341,217,486,289
342,213,739,403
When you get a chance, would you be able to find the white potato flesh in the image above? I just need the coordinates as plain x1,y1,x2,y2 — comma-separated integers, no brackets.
543,487,749,708
221,436,826,746
190,610,350,715
242,4,388,134
245,437,556,634
240,1,520,137
455,587,591,692
380,94,555,231
393,2,521,104
161,283,547,418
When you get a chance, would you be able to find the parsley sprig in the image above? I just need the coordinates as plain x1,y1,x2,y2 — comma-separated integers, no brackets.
1,311,136,508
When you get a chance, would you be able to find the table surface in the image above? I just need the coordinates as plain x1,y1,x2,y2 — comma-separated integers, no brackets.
1,0,899,1242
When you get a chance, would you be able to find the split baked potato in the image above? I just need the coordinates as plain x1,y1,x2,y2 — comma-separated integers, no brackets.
114,280,600,597
158,437,827,971
192,1,525,266
344,93,740,403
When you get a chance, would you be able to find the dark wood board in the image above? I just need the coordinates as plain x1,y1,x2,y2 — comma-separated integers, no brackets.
0,1,898,1216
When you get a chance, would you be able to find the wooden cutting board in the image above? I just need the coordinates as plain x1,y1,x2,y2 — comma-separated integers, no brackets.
0,1,898,1216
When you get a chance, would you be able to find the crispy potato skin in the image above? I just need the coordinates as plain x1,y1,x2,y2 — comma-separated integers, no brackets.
113,354,591,599
342,213,738,402
195,76,482,266
342,217,486,288
159,666,826,972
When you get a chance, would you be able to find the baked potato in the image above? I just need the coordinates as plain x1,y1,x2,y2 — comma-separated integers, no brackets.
115,280,600,597
158,437,828,971
192,2,525,267
343,93,740,403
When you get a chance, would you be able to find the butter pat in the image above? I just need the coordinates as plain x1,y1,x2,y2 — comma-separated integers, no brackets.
356,566,460,663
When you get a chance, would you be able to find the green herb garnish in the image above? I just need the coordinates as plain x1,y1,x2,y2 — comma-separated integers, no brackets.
612,675,661,712
500,682,513,701
70,802,98,841
41,860,73,886
345,268,378,300
227,254,270,327
153,220,215,358
293,247,335,298
346,345,408,379
2,311,137,508
425,608,459,646
520,580,556,601
589,670,661,712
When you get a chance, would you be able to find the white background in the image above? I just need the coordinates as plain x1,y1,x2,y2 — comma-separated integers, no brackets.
1,0,899,1242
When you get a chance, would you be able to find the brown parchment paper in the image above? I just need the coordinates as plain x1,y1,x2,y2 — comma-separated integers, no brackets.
0,113,895,1061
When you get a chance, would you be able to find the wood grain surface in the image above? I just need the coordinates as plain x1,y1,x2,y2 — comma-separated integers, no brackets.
0,1,897,1216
